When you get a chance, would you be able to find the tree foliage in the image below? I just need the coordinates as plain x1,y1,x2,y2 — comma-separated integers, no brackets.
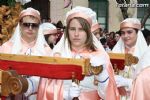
116,0,150,28
116,0,130,19
0,0,16,7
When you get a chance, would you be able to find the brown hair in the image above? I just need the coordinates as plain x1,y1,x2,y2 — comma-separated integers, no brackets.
65,17,97,51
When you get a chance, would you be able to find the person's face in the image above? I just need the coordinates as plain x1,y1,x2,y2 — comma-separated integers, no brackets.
47,33,58,44
93,29,101,40
106,34,110,40
120,28,137,47
68,19,87,48
109,32,114,38
115,33,120,41
20,16,40,41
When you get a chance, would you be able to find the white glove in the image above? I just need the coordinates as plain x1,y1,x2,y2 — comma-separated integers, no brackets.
115,75,132,89
69,82,81,99
90,54,106,67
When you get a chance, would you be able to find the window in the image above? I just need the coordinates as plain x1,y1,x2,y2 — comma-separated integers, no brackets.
89,0,108,29
24,0,50,22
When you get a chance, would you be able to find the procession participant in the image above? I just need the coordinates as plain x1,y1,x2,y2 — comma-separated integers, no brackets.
131,45,150,100
37,6,119,100
112,18,148,99
41,22,58,49
0,7,51,100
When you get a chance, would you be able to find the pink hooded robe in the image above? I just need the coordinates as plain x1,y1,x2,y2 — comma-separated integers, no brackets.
131,46,150,100
37,34,120,100
37,6,119,100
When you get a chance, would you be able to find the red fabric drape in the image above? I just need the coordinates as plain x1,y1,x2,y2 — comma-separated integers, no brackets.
0,60,84,80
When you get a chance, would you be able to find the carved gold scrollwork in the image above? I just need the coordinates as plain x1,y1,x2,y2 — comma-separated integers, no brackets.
7,76,28,95
90,65,103,75
1,70,28,96
84,60,103,75
125,54,139,66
